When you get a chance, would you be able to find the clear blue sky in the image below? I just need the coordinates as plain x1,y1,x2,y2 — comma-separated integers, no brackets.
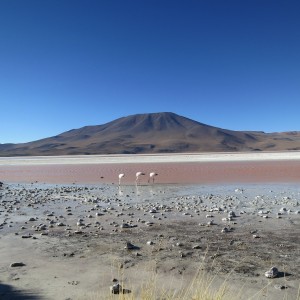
0,0,299,143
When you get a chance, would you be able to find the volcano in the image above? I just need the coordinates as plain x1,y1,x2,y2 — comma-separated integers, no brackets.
1,112,300,156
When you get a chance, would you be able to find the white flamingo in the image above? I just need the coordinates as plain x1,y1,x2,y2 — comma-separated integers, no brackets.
135,172,145,185
148,172,158,184
118,173,125,186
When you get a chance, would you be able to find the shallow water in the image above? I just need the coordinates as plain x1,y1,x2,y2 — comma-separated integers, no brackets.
4,181,300,208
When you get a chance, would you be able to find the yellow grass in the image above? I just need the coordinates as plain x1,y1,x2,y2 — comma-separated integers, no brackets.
89,256,300,300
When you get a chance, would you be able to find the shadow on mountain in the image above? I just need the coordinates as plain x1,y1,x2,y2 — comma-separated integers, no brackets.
0,283,42,300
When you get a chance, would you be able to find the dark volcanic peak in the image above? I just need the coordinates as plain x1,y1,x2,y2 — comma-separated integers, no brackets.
1,112,300,156
103,112,205,132
58,112,206,139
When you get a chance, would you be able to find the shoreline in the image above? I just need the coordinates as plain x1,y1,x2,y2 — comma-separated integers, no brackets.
1,151,300,166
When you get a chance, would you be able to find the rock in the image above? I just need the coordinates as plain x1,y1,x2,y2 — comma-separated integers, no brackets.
145,221,154,226
228,211,236,218
147,241,154,246
265,266,279,278
125,242,139,250
120,223,131,229
110,283,122,294
192,245,201,249
10,262,26,267
109,283,131,294
38,224,47,230
274,284,287,290
21,235,32,238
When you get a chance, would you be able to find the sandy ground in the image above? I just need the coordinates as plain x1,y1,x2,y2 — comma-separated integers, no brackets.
0,153,300,299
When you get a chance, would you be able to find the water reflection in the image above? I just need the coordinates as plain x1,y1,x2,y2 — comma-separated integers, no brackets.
116,184,168,203
118,186,124,196
135,184,140,196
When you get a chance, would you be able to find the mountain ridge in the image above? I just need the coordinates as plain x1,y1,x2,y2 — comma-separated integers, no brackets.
1,112,300,156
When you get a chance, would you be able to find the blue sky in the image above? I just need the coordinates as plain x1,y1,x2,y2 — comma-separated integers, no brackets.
0,0,299,143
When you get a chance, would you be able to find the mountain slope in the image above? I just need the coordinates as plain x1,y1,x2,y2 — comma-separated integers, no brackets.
1,112,300,156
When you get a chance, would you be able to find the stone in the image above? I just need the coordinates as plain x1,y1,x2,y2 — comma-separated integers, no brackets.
274,284,287,290
120,223,131,229
110,283,122,294
10,262,26,267
125,242,139,250
228,211,236,218
265,266,279,278
192,245,201,249
21,235,32,238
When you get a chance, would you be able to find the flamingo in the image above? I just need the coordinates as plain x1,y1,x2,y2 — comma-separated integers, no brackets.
118,173,125,186
148,172,158,184
135,172,145,185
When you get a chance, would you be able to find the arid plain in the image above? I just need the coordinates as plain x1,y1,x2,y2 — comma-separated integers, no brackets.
0,152,300,299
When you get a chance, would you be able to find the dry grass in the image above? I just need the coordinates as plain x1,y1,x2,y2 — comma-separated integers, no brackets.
88,244,300,300
89,255,300,300
102,269,229,300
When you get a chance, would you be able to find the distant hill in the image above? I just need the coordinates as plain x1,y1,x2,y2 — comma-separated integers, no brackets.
1,112,300,156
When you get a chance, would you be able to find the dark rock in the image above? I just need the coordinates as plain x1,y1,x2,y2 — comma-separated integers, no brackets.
10,262,26,267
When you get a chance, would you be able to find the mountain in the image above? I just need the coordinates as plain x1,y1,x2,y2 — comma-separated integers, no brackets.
1,112,300,156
